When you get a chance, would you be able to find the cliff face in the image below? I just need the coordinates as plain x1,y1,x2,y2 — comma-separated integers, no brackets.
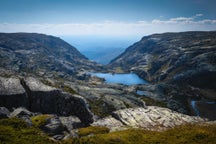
0,33,103,78
109,31,216,115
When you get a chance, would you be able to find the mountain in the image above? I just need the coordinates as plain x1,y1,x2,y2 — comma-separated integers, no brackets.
0,33,103,78
109,31,216,116
0,32,216,143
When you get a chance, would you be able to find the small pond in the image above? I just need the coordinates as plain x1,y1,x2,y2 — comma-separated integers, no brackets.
91,73,148,85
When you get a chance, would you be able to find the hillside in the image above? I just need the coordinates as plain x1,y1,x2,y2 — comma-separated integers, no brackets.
109,31,216,117
0,33,103,79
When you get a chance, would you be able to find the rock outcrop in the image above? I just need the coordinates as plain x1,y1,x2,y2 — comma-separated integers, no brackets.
0,107,10,118
92,106,206,131
0,76,93,125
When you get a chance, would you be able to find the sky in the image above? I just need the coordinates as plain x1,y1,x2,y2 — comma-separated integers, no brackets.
0,0,216,37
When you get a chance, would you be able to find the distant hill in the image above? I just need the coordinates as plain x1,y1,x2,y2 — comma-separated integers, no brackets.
0,33,103,78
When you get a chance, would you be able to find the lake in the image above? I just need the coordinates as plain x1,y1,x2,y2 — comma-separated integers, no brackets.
91,73,148,85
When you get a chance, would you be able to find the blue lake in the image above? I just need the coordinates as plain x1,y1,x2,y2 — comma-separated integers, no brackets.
91,73,148,85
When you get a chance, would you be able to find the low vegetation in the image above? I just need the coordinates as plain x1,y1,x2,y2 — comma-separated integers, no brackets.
88,99,116,117
140,96,167,108
31,114,54,128
1,117,216,144
0,118,53,144
78,126,110,137
63,124,216,144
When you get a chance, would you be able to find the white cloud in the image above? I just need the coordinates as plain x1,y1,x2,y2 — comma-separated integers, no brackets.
0,14,215,37
195,13,203,17
170,17,193,22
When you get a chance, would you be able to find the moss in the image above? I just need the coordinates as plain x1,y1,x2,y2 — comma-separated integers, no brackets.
141,97,167,108
63,123,216,144
62,85,77,94
31,114,53,128
0,118,54,144
78,126,110,137
41,79,77,94
88,99,116,118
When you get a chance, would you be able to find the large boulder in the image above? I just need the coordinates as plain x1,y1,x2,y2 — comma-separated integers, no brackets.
24,77,93,125
0,77,28,110
0,76,94,125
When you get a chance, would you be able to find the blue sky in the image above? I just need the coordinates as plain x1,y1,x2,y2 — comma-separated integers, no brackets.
0,0,216,37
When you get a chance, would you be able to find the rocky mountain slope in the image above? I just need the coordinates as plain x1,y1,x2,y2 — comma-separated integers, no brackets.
109,31,216,117
0,32,216,142
0,33,103,79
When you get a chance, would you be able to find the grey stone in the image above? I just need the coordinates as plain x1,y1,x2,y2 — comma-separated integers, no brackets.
42,116,64,136
0,77,29,110
59,116,82,131
94,106,206,131
0,107,10,118
10,107,34,118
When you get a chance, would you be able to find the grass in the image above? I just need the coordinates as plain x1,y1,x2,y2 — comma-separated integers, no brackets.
78,126,110,137
31,114,54,128
41,79,77,94
88,99,116,118
63,123,216,144
1,118,216,144
0,118,54,144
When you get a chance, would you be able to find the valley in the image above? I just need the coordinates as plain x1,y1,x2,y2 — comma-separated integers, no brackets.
0,31,216,143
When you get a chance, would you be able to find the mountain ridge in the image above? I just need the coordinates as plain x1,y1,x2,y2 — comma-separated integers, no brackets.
0,32,103,79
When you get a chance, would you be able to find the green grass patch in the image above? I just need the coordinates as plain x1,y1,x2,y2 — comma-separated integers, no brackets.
41,79,77,94
63,123,216,144
0,118,54,144
88,99,116,118
31,114,54,128
78,126,110,137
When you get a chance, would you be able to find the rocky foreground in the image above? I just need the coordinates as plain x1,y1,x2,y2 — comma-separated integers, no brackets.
0,76,211,141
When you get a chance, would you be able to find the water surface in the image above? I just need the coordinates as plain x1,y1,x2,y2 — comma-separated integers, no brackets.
91,73,148,85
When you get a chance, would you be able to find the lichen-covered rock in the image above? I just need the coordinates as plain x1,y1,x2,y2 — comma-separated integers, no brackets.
91,116,124,131
93,106,206,131
0,107,10,118
59,116,82,131
42,116,64,136
10,107,35,125
10,107,34,118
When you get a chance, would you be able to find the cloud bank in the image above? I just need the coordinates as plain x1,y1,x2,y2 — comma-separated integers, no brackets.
0,14,216,36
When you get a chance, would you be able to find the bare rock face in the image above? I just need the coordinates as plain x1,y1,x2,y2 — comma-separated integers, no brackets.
93,106,206,131
0,77,29,110
0,76,94,125
59,116,82,131
92,116,124,131
0,107,10,118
